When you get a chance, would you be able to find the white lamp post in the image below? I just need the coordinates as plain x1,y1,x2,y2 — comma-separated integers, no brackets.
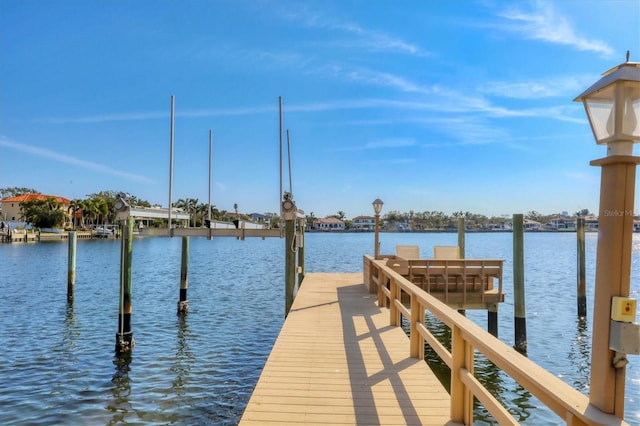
372,198,384,258
574,58,640,417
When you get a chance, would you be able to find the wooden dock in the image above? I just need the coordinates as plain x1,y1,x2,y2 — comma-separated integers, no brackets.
240,272,455,425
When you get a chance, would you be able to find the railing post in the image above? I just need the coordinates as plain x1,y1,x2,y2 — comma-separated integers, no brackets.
450,325,473,424
409,294,424,359
389,278,399,326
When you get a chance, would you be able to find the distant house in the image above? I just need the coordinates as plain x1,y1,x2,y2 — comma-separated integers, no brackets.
548,216,576,230
248,213,269,223
523,219,542,231
314,217,345,231
584,215,599,231
352,215,376,231
1,193,71,224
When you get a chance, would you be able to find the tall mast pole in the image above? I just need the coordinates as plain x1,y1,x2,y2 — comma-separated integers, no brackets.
208,129,212,222
168,95,175,234
279,96,283,204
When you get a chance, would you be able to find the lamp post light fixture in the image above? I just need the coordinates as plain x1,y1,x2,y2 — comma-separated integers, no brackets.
574,57,640,417
372,198,384,258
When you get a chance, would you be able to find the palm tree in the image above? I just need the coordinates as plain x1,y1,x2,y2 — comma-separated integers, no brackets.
68,199,84,229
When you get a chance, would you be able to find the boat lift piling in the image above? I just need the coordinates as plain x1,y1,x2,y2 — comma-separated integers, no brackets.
177,236,189,314
513,213,527,353
116,218,135,353
67,231,76,302
576,217,587,317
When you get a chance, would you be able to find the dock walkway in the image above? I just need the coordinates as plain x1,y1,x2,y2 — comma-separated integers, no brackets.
240,272,454,425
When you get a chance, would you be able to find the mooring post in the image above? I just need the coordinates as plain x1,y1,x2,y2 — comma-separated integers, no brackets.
576,217,587,317
67,231,77,301
513,213,527,353
178,236,189,314
285,216,296,316
457,217,465,258
297,219,305,287
116,219,134,353
488,303,498,337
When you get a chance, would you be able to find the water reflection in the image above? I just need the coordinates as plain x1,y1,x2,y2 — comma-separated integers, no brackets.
568,317,591,392
172,315,194,394
108,352,132,425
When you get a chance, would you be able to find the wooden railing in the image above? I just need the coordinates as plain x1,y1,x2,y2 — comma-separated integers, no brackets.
363,254,629,426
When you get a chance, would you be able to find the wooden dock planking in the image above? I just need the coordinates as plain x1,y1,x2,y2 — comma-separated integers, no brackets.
240,272,455,425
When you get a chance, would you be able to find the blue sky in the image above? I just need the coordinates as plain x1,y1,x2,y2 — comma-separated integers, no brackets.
1,0,639,219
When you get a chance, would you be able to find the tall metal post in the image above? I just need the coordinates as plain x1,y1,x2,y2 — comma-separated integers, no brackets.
168,95,175,235
513,214,527,353
67,231,76,301
577,217,587,317
116,219,134,353
208,129,212,224
374,213,380,258
178,236,189,314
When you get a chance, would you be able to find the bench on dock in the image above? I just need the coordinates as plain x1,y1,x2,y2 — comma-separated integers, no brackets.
385,258,504,309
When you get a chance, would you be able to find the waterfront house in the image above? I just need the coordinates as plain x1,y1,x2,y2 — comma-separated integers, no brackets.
314,216,345,231
1,193,71,224
352,215,376,231
548,215,577,231
523,219,542,231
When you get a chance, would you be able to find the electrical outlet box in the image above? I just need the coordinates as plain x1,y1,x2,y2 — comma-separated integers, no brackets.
611,297,637,322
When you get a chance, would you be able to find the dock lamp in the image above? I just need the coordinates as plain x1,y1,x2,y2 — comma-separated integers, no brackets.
574,59,640,418
372,198,384,258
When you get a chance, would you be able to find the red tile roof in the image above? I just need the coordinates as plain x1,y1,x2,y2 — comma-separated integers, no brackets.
1,193,71,204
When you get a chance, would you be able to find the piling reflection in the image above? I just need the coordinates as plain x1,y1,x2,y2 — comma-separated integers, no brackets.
171,315,194,394
108,352,132,425
62,302,79,352
568,317,591,392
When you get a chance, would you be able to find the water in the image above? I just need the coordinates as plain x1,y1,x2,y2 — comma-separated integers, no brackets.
0,232,639,425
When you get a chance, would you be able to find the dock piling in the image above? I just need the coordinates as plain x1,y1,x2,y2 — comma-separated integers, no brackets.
116,219,135,353
285,216,296,316
177,236,189,314
67,231,76,301
576,217,587,317
513,213,527,353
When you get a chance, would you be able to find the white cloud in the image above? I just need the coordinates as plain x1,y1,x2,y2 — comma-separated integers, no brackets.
497,3,613,57
0,138,154,184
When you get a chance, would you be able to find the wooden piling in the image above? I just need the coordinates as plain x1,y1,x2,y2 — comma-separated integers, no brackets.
297,220,305,286
457,218,467,316
67,231,76,301
457,217,465,258
285,217,296,316
513,214,527,353
178,236,189,314
116,219,135,353
576,217,587,317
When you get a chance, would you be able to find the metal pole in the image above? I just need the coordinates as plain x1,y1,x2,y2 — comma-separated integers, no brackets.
279,97,283,205
577,217,587,317
285,216,296,316
513,213,527,353
168,95,174,235
208,129,212,224
178,236,189,314
67,231,76,301
374,213,380,258
287,129,293,196
116,219,134,353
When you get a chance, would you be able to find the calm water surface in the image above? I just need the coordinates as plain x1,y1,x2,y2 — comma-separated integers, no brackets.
0,232,638,425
